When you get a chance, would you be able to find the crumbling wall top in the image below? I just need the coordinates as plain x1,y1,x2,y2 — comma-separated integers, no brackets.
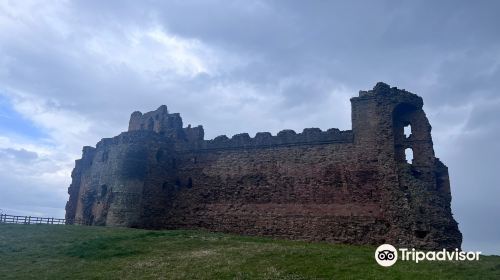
128,105,183,134
353,82,423,109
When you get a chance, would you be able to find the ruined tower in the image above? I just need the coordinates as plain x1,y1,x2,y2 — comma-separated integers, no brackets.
65,82,462,250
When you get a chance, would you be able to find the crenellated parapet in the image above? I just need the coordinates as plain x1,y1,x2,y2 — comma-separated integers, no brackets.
182,128,353,151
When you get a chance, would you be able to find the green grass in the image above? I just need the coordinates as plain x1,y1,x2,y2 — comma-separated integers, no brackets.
0,224,499,279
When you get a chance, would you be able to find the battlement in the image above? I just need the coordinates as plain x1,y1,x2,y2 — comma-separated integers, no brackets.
182,128,353,151
86,126,353,154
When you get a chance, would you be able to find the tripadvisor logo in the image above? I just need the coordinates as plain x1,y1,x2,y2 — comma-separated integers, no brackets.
374,244,481,267
375,244,398,267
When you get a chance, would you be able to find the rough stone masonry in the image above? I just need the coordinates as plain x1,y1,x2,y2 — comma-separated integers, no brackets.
65,82,462,250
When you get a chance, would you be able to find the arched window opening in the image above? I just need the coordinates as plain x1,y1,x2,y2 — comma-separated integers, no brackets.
404,123,412,138
405,148,414,164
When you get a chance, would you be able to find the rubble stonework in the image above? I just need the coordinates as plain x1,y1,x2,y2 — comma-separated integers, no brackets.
65,82,462,250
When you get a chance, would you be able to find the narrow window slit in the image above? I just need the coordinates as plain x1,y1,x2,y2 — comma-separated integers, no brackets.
404,123,412,138
405,148,413,164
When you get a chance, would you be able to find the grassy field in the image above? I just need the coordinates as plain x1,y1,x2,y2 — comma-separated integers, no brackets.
0,224,499,279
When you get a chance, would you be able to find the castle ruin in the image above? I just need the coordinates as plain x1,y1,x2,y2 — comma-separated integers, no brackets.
65,82,462,250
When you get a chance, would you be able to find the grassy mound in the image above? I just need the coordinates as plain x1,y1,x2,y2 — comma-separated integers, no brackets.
0,224,498,279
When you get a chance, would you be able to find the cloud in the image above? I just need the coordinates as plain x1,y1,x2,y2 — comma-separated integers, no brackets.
0,136,71,218
0,0,499,254
0,147,38,162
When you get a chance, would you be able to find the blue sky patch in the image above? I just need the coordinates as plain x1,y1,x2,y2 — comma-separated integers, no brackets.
0,94,48,140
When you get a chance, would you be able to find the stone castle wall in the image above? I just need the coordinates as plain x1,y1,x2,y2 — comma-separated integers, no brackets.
65,82,462,250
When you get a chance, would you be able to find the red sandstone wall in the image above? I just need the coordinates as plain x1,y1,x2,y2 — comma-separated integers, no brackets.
157,143,393,244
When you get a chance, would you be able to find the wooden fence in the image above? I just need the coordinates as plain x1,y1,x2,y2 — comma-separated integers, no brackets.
0,214,67,225
0,214,92,225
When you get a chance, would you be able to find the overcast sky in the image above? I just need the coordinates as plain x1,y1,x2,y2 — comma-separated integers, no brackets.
0,0,499,254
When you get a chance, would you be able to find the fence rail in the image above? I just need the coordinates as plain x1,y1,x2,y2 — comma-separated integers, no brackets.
0,214,67,225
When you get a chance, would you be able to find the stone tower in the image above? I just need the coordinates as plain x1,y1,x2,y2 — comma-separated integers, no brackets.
350,82,460,248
